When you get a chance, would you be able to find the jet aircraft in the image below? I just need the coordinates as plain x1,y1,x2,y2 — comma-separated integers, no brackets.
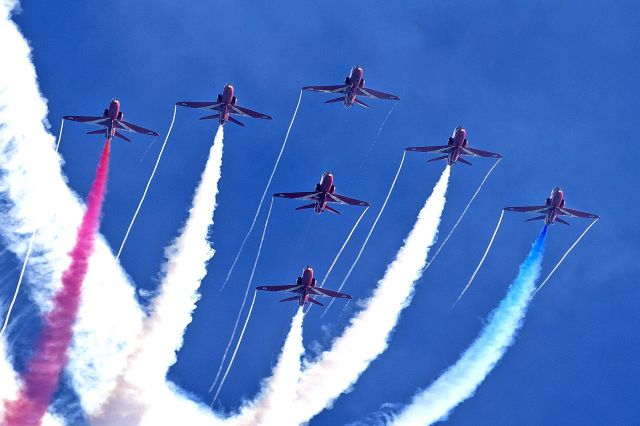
405,126,502,166
504,187,599,225
176,83,272,127
256,266,351,307
273,172,369,214
302,65,399,108
63,98,159,142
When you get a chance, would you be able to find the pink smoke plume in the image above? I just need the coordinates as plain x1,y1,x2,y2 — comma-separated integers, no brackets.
3,140,111,425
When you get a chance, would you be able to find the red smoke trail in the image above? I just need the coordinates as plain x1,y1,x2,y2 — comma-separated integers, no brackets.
3,140,111,425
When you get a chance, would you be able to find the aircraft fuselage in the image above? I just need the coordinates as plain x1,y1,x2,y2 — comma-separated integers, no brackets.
446,126,469,165
344,66,364,107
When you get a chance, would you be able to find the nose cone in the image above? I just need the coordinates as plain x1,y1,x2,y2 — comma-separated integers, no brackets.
553,186,562,192
303,265,313,275
111,98,120,104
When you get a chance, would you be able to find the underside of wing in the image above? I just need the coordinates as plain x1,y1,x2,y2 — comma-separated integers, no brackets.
357,87,400,100
231,105,272,120
175,101,222,110
329,193,369,206
462,146,503,158
313,287,352,299
63,115,110,126
405,145,452,154
256,284,303,293
503,206,550,214
116,120,159,136
302,84,349,94
559,207,599,219
273,191,320,201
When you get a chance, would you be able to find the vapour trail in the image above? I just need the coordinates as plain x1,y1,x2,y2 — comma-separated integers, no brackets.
0,3,145,414
285,167,451,425
0,121,65,340
220,90,303,291
116,105,178,260
3,140,111,425
454,210,505,306
322,152,406,316
318,207,369,289
425,158,502,270
93,127,224,425
210,198,275,395
227,309,305,426
390,227,548,425
534,218,598,295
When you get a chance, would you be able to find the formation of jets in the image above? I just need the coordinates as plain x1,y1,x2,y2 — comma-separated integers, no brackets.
60,65,599,308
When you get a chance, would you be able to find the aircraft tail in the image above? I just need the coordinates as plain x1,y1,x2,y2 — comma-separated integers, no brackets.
279,296,299,303
525,215,546,222
556,218,570,226
295,203,316,211
86,129,106,136
228,116,245,127
324,97,344,104
458,157,472,166
354,98,369,108
427,155,448,163
114,131,131,143
325,205,341,215
200,114,220,120
308,297,324,307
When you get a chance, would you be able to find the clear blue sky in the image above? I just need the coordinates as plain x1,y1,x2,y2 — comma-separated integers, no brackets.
4,1,639,424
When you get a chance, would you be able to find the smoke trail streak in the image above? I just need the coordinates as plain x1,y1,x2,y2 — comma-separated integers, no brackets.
366,101,398,156
425,158,501,270
0,4,144,413
3,140,111,425
93,127,225,425
454,210,505,305
286,167,451,425
210,199,275,394
212,291,258,405
227,309,305,426
221,90,303,291
116,106,178,260
534,218,598,296
0,122,65,339
318,207,369,289
391,227,548,426
321,152,406,317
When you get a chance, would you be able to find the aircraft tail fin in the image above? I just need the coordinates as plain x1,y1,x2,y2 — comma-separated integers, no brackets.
525,215,546,222
279,296,299,303
324,97,344,104
308,297,324,307
295,203,316,211
228,116,245,127
427,155,448,163
325,205,340,215
354,98,369,108
200,114,220,120
458,157,472,166
114,131,131,143
556,217,570,226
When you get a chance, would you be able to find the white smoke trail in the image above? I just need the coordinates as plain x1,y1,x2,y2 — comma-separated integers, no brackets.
220,91,303,291
226,309,305,426
286,166,451,425
425,158,501,270
116,105,178,260
534,218,598,295
0,1,144,414
390,227,548,425
454,210,505,305
322,152,406,316
210,199,275,398
93,127,225,425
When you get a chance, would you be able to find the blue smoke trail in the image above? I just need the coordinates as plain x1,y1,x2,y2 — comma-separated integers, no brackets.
391,226,548,426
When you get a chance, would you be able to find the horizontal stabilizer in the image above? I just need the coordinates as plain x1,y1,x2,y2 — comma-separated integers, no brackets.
295,203,316,211
279,296,299,303
457,157,472,166
114,131,131,143
308,297,324,307
324,97,345,104
200,114,220,120
556,217,570,225
427,155,448,163
354,98,369,108
86,129,105,135
228,116,245,127
325,205,340,215
525,215,546,222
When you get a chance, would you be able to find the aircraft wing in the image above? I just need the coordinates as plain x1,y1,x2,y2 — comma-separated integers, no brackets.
230,105,272,120
462,147,503,158
357,87,400,100
503,205,550,214
256,284,303,293
116,120,159,136
311,287,352,299
559,207,599,219
175,101,222,110
63,115,111,126
273,191,320,201
302,85,349,94
328,193,370,207
405,145,452,154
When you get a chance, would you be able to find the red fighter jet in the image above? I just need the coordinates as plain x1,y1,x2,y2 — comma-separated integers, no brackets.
256,266,352,307
273,172,369,214
504,187,599,225
406,126,502,166
302,65,400,108
176,83,272,127
63,98,159,142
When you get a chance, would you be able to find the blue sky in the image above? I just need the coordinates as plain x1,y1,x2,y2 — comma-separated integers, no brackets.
4,0,640,424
